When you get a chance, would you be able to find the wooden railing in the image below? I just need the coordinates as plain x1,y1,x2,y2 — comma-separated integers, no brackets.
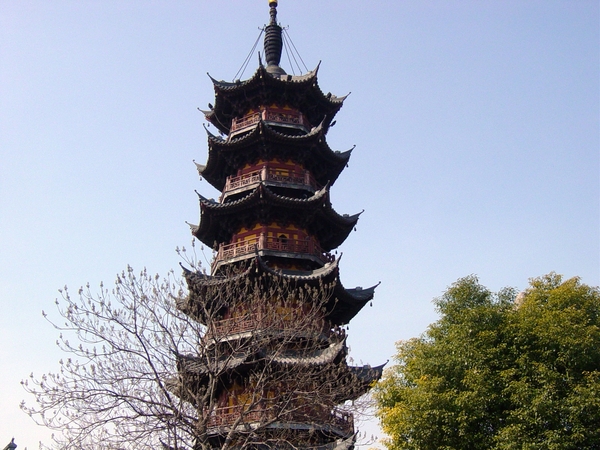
222,166,319,197
213,234,334,271
206,405,354,435
207,312,335,338
230,112,261,132
230,107,311,135
207,406,262,428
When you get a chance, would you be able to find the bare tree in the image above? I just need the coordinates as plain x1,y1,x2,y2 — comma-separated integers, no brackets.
22,263,198,449
23,249,380,450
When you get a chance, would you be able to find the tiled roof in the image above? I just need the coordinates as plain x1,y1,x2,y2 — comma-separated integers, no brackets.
181,255,377,326
198,120,352,191
204,64,346,135
193,183,359,251
178,339,347,376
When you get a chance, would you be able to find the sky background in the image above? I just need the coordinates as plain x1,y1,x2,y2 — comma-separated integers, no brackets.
1,1,598,448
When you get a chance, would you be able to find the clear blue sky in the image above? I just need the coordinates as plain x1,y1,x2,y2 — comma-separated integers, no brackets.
1,1,598,448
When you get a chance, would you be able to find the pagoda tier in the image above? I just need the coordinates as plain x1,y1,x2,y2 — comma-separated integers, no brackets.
169,334,384,445
191,184,360,253
172,344,384,406
204,64,347,135
197,120,352,192
178,256,377,327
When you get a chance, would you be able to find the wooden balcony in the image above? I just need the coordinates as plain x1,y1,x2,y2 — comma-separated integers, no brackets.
212,234,334,272
207,406,262,428
230,107,311,137
206,312,345,340
206,405,354,436
221,166,319,200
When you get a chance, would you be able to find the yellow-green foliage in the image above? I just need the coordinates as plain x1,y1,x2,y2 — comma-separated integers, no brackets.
375,274,600,450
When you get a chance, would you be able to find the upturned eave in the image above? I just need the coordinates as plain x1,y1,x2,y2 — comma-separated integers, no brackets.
199,120,352,191
205,64,346,135
181,255,377,327
193,184,359,251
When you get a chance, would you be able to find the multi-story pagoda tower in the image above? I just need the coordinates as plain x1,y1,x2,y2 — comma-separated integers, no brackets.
175,2,383,448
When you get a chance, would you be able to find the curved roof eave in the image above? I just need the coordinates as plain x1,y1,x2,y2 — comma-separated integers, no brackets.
200,129,352,190
207,64,345,128
204,125,225,142
198,182,328,211
208,70,258,90
208,120,349,163
181,257,378,327
255,253,340,281
335,363,386,402
327,281,379,325
182,262,253,288
346,282,380,301
206,118,327,150
178,338,347,377
348,362,387,383
209,64,320,91
267,339,346,365
194,184,359,249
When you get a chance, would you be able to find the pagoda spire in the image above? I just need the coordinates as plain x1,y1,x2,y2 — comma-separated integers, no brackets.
264,0,285,75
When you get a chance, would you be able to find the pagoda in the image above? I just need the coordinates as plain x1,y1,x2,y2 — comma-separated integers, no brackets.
175,2,383,448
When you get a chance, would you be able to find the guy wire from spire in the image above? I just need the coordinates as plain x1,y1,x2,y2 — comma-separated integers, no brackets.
282,28,309,74
232,28,264,82
233,2,308,80
281,28,297,75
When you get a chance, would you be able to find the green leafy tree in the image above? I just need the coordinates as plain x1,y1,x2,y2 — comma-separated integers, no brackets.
374,273,600,450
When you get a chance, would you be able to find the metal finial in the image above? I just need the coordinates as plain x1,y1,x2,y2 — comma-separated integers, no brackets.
269,0,278,25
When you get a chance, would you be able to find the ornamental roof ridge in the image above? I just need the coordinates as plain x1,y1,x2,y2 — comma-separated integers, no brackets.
185,221,198,234
349,362,387,380
327,280,378,325
176,350,248,375
198,182,330,211
208,119,331,147
208,120,353,161
182,256,374,326
345,281,380,301
208,64,320,92
194,185,358,250
334,363,386,402
182,255,339,291
180,262,254,288
198,185,257,209
200,133,352,190
205,63,346,135
215,124,261,146
260,117,325,139
267,338,347,366
203,124,225,142
345,363,386,394
193,160,206,176
178,338,347,376
262,180,330,202
195,189,218,205
255,252,340,281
